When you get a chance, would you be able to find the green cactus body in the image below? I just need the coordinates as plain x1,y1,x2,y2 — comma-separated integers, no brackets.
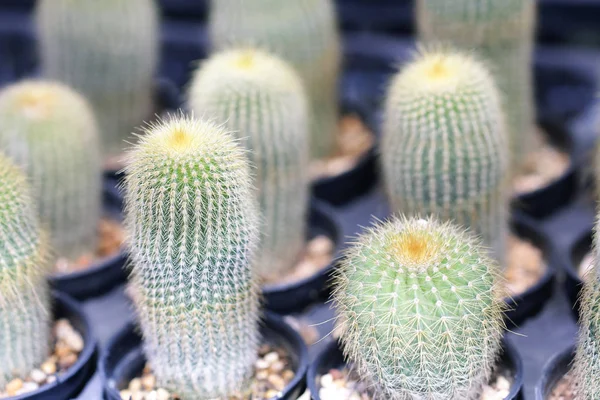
209,0,341,160
124,116,260,399
0,155,51,387
188,49,309,279
36,0,159,163
382,50,509,266
0,81,102,262
573,220,600,399
333,217,506,400
417,0,536,167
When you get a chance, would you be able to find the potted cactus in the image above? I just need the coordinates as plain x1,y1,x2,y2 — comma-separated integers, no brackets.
0,80,127,300
380,48,555,326
100,115,308,399
34,0,168,171
0,153,97,400
308,216,523,399
208,0,379,206
187,48,342,313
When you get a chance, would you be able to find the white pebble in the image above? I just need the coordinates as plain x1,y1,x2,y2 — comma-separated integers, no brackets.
255,359,269,370
264,351,279,364
496,376,510,391
16,382,39,395
320,373,334,388
29,369,46,384
146,391,158,400
156,388,170,400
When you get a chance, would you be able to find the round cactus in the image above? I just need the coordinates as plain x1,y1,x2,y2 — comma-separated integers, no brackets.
0,80,102,263
124,115,261,399
0,154,51,387
333,216,506,400
36,0,159,164
188,48,309,280
417,0,536,168
382,49,510,266
209,0,341,160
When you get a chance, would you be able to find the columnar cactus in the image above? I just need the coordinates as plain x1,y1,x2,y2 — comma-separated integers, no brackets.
333,216,506,400
573,219,600,398
188,48,309,280
209,0,341,160
382,50,510,265
0,154,51,387
417,0,537,168
124,116,260,399
0,81,102,262
36,0,159,165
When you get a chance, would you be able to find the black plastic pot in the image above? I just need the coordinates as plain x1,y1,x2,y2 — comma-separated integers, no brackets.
308,337,523,400
263,199,343,314
158,0,207,20
311,101,379,207
101,312,309,400
535,345,575,400
9,291,98,400
48,181,126,301
506,213,556,328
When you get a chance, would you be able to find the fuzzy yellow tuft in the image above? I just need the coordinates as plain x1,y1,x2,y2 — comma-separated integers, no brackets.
4,81,84,120
388,220,442,268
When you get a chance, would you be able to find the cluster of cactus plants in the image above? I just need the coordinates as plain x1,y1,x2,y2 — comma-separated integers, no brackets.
35,0,159,165
0,81,102,263
188,48,310,280
0,154,51,387
417,0,537,169
209,0,341,160
382,49,510,266
124,116,261,399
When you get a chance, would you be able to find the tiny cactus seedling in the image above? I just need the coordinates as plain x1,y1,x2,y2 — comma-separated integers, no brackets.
573,218,600,398
0,80,102,263
36,0,159,164
333,216,506,400
124,116,261,399
417,0,536,168
0,154,51,387
382,49,510,265
188,48,309,279
209,0,341,160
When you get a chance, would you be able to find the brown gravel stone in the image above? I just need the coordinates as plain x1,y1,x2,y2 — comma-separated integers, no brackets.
505,235,546,296
549,371,578,400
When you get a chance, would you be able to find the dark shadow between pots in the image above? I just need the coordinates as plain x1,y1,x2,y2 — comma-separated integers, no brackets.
101,312,308,400
535,345,575,400
263,199,343,314
8,291,98,400
311,102,379,207
506,213,556,328
307,337,523,400
49,181,126,301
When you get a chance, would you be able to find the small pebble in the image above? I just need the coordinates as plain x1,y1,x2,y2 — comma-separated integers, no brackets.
264,352,279,364
29,369,46,384
129,378,143,392
120,390,132,400
5,379,22,396
141,374,156,391
255,359,269,370
156,388,170,400
41,360,56,375
268,374,285,391
58,353,78,369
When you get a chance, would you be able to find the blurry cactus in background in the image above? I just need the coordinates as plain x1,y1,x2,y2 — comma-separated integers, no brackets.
209,0,341,160
36,0,159,167
188,48,309,280
417,0,536,168
0,80,102,263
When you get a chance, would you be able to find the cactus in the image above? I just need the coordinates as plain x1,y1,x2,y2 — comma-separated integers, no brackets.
188,48,309,280
381,49,510,266
35,0,159,165
417,0,536,168
124,116,260,399
333,216,506,400
0,154,51,387
573,218,600,398
209,0,341,160
0,81,102,263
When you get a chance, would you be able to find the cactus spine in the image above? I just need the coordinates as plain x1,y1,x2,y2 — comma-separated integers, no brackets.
573,216,600,398
124,116,260,399
0,81,102,262
188,48,309,279
36,0,159,164
0,154,51,387
209,0,341,160
333,216,506,400
382,50,509,265
417,0,536,168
